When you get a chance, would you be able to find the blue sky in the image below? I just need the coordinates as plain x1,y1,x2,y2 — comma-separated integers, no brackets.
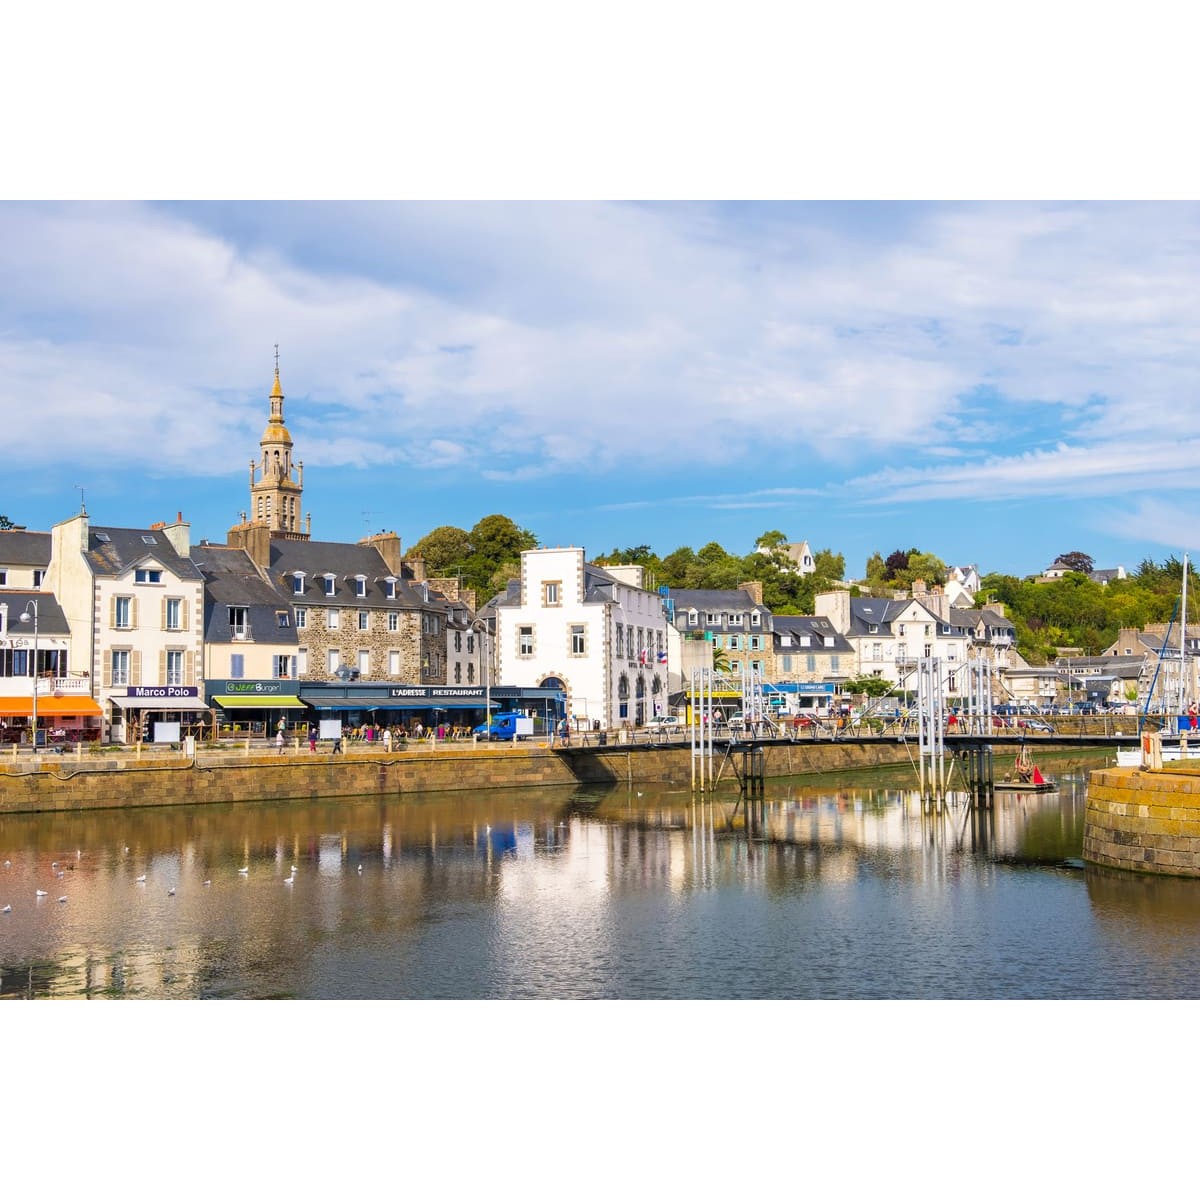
4,199,1200,581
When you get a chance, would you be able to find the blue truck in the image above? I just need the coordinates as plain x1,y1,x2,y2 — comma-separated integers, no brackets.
472,712,535,741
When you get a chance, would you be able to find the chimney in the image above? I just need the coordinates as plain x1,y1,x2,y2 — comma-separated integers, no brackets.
738,580,764,606
227,519,271,570
360,531,403,575
815,590,851,634
162,512,191,558
404,555,427,583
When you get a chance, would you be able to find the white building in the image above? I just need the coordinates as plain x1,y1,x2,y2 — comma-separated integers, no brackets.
491,548,668,730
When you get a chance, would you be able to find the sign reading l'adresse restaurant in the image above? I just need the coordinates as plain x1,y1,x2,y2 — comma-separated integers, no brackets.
388,686,485,700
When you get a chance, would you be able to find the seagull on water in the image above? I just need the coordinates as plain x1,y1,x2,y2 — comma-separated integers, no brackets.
136,875,147,883
51,862,58,868
36,889,48,897
167,887,175,896
283,876,294,885
203,879,211,886
58,896,67,903
2,904,11,913
238,866,249,875
56,872,65,879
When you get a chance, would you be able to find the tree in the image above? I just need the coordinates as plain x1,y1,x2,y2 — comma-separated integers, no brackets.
470,514,537,564
755,529,788,551
0,515,14,530
812,549,844,581
884,549,910,580
847,675,896,698
1057,550,1094,574
407,525,472,575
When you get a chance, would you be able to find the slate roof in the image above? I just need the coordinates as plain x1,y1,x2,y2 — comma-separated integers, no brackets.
0,530,51,567
190,545,298,645
267,538,433,609
84,526,204,581
667,587,762,612
848,597,971,637
0,589,71,636
950,605,1015,635
771,615,852,653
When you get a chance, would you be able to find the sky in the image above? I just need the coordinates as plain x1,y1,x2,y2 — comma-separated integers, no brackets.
4,199,1200,580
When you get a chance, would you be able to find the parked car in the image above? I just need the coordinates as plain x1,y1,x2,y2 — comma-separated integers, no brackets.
1018,718,1054,733
645,715,680,731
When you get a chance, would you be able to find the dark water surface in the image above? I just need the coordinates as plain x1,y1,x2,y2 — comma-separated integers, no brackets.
3,757,1200,998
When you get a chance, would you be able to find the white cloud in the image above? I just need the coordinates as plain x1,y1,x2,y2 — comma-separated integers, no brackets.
3,199,1200,506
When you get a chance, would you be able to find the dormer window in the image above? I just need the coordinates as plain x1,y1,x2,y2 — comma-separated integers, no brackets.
687,609,698,626
728,613,743,627
868,624,879,634
707,612,719,626
355,575,368,598
384,577,397,600
750,611,761,626
324,574,336,597
292,573,305,595
135,568,162,584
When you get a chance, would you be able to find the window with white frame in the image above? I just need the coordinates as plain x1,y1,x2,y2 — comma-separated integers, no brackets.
518,626,534,657
687,609,698,626
729,635,740,650
228,606,248,639
273,655,292,679
706,612,719,626
114,596,133,629
135,568,162,584
830,655,840,672
358,610,369,631
297,648,308,674
324,575,336,597
384,578,396,599
570,624,586,655
277,611,290,628
292,574,305,595
165,650,184,686
327,609,339,631
388,611,398,632
295,608,307,629
33,569,45,587
165,598,182,630
824,636,834,647
388,650,400,675
751,611,762,626
328,649,340,674
799,635,811,647
728,613,743,627
358,649,370,677
543,581,560,606
112,649,130,685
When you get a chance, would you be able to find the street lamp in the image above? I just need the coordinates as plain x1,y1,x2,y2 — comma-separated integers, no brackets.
472,616,492,735
19,599,39,751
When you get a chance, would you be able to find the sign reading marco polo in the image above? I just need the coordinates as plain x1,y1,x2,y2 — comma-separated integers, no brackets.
388,686,486,701
126,686,200,699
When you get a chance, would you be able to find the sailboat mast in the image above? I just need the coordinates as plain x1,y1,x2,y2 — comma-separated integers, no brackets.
1183,552,1190,712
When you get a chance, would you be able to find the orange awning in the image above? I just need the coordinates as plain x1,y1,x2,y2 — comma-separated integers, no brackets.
0,696,104,717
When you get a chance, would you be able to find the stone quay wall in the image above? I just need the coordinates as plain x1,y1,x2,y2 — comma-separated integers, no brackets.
1085,765,1200,878
0,739,913,816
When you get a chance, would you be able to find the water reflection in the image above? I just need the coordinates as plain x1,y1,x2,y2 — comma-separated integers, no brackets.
2,763,1197,998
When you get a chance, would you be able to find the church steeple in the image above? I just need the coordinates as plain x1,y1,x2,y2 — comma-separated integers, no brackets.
247,347,309,539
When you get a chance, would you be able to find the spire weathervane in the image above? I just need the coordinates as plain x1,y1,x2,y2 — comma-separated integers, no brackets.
274,343,280,377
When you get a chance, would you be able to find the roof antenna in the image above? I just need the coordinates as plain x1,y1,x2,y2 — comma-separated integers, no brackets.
75,484,87,516
274,342,280,378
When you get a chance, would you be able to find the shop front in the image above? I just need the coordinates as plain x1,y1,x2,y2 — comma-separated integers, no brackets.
0,685,105,746
109,686,212,745
207,680,307,740
300,684,493,740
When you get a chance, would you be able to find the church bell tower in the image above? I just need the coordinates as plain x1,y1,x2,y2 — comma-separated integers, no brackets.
247,347,309,540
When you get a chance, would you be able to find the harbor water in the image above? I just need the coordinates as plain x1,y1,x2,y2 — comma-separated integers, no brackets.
3,753,1200,998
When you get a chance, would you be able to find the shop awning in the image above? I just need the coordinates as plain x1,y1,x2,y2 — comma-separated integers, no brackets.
212,695,308,709
303,698,490,711
109,695,210,711
0,696,104,717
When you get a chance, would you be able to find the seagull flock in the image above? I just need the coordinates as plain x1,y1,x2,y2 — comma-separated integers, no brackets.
1,857,320,912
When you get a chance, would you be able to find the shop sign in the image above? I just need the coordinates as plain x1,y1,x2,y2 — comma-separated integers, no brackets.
388,685,486,700
225,681,284,694
127,686,199,699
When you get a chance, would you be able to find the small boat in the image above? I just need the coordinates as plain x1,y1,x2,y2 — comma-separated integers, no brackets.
994,746,1057,793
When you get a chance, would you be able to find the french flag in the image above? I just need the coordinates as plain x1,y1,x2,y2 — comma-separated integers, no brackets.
657,649,667,663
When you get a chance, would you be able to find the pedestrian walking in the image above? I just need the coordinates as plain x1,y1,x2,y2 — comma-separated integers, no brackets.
276,729,285,755
308,725,317,752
